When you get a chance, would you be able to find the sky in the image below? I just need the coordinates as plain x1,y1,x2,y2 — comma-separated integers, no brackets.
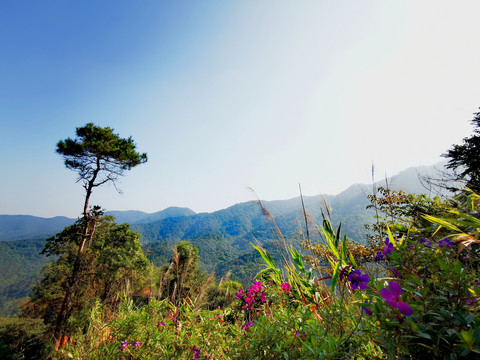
1,1,479,218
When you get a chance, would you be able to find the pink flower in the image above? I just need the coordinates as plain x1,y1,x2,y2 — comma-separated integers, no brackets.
281,282,291,292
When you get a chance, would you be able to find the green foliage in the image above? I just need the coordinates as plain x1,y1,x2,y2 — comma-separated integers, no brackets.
444,109,480,192
0,238,51,316
364,236,480,358
0,317,51,360
205,280,242,310
24,216,151,330
55,298,242,360
56,123,147,186
365,186,451,245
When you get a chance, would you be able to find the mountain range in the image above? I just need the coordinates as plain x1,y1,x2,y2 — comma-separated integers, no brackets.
0,162,451,315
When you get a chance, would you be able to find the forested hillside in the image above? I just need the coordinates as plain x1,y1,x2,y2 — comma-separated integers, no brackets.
0,239,51,316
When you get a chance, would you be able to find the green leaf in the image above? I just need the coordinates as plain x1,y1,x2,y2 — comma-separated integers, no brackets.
422,214,463,233
331,262,340,293
290,244,305,275
349,252,357,268
437,257,449,273
341,232,348,264
335,223,342,248
417,332,432,340
460,329,474,347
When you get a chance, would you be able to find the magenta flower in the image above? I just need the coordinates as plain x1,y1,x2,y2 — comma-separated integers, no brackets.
239,280,268,310
381,281,412,316
346,269,370,290
281,282,291,292
249,280,262,295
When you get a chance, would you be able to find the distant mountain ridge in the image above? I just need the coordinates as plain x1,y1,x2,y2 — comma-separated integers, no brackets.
105,207,196,224
0,162,450,243
0,207,196,241
0,215,74,241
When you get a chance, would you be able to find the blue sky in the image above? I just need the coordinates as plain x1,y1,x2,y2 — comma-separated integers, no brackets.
1,1,479,218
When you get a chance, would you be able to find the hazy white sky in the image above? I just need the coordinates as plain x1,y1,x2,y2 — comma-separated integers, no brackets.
1,1,479,218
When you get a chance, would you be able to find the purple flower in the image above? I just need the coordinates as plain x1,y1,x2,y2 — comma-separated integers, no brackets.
383,238,395,256
133,341,141,349
420,238,432,248
235,288,244,300
362,305,372,316
193,346,201,360
439,238,454,248
346,269,370,290
465,293,477,307
375,251,384,261
381,281,412,316
157,321,166,327
242,322,255,331
295,330,306,340
391,267,401,279
281,282,291,292
120,340,128,351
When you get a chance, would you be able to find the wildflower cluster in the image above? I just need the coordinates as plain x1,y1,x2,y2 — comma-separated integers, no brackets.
235,280,266,311
438,237,454,248
119,340,142,351
281,282,291,292
419,237,432,248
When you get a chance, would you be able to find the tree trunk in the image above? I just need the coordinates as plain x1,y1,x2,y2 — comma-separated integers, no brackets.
54,167,99,340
